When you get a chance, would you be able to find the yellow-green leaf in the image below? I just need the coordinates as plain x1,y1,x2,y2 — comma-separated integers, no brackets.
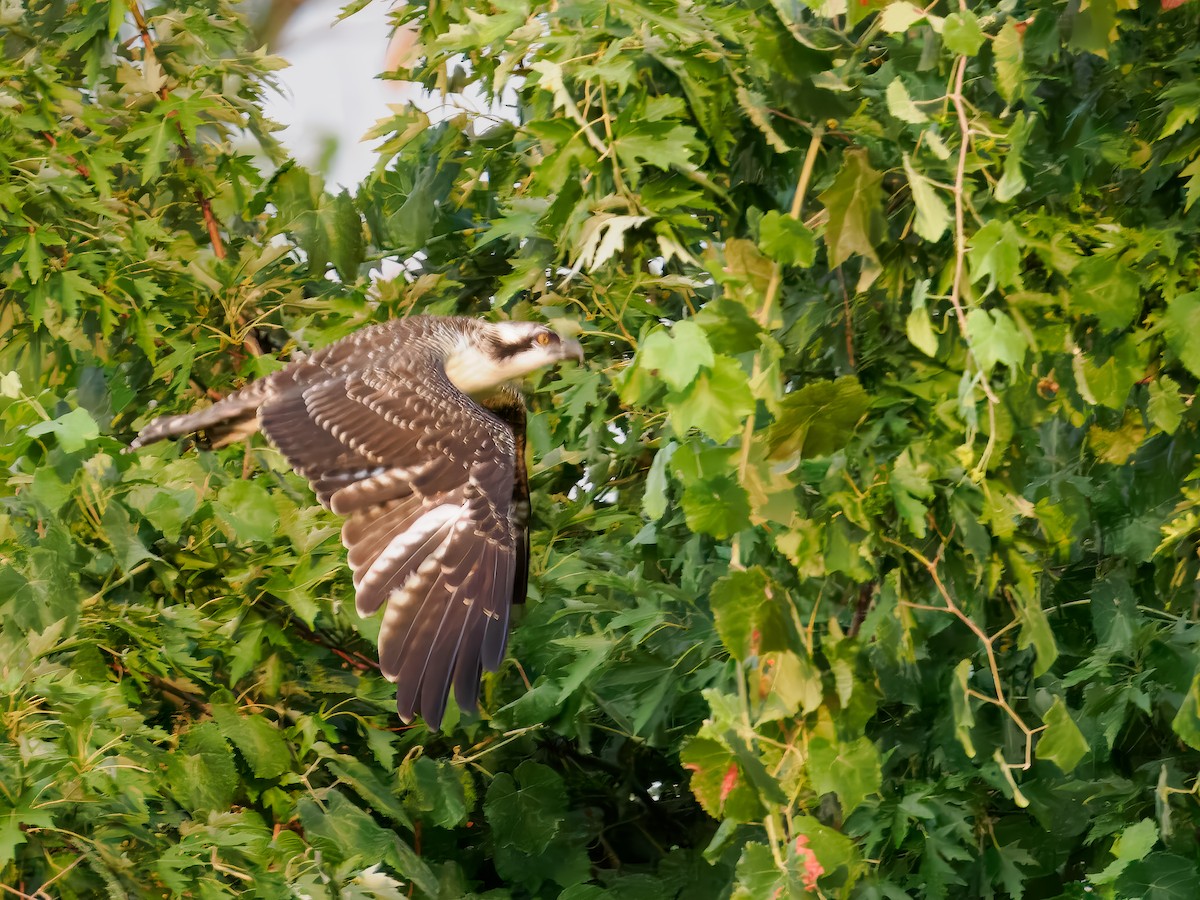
1037,697,1089,773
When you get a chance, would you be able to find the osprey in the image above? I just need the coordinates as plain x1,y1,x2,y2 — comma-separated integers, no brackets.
130,316,583,729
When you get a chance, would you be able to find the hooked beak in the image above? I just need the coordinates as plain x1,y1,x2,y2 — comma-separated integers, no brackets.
558,338,584,365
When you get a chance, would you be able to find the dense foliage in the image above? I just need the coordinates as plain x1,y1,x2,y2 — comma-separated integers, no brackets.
3,0,1200,895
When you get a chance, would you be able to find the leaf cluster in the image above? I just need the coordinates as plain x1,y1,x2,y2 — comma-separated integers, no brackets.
4,0,1200,897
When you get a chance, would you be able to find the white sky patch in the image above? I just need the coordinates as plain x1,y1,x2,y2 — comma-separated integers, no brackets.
264,1,520,190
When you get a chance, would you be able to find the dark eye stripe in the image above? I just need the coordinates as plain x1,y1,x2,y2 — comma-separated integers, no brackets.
492,331,556,359
493,340,528,360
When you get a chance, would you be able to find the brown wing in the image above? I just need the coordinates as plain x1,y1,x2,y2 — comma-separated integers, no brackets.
258,359,519,729
128,318,418,452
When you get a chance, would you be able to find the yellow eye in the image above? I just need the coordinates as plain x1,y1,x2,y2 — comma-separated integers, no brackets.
536,332,552,346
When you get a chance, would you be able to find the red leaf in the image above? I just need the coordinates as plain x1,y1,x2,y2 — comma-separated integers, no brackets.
793,835,825,890
719,763,739,803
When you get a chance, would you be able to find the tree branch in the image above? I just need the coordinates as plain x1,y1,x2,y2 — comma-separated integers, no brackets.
127,1,226,259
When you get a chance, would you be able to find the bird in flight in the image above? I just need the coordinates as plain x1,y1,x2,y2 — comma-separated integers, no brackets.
130,315,584,729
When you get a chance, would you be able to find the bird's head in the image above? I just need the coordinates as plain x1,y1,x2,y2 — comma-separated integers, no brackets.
444,320,584,397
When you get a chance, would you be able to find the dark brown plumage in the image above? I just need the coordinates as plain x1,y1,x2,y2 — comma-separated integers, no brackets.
129,315,582,728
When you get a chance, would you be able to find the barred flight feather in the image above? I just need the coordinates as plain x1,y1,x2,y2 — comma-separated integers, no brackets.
127,314,582,729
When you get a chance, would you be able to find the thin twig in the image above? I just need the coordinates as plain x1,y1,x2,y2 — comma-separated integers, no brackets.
838,268,856,367
32,854,84,899
730,127,824,569
885,534,1041,769
127,1,226,258
847,583,873,638
945,55,998,478
451,725,543,767
289,620,380,672
598,84,629,200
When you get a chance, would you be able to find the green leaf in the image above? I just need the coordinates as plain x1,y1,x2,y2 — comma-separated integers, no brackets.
1073,255,1141,331
846,0,888,26
767,376,869,460
730,842,784,900
0,801,53,871
400,755,468,829
30,466,72,513
792,815,858,879
965,308,1028,374
1037,696,1089,773
1090,819,1159,885
879,1,926,32
391,166,437,250
210,690,292,779
943,10,985,56
1088,410,1148,465
1182,156,1200,212
694,299,763,355
484,760,566,854
824,516,872,580
643,441,677,520
890,448,934,537
758,211,815,267
1015,586,1058,677
722,239,776,307
319,747,412,829
214,479,278,545
995,112,1033,202
667,355,754,443
708,567,789,660
819,149,884,267
1148,376,1185,434
126,484,198,543
994,21,1026,104
968,220,1023,290
906,281,940,356
1163,291,1200,379
886,79,928,124
167,722,238,813
271,164,332,272
807,737,882,815
613,120,701,174
102,503,156,574
736,85,791,153
26,407,99,452
681,474,750,540
907,306,939,356
638,321,714,392
756,651,824,722
950,660,977,758
300,789,438,897
1113,853,1199,900
903,155,950,242
1068,0,1118,59
680,738,765,822
724,729,788,806
330,189,365,281
107,0,127,37
1079,336,1146,410
1171,673,1200,751
1158,84,1200,140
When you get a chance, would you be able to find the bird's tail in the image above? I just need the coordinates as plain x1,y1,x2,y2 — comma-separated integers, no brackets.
128,381,274,451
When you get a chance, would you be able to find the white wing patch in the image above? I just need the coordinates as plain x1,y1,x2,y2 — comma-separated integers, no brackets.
352,502,464,600
129,315,545,731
